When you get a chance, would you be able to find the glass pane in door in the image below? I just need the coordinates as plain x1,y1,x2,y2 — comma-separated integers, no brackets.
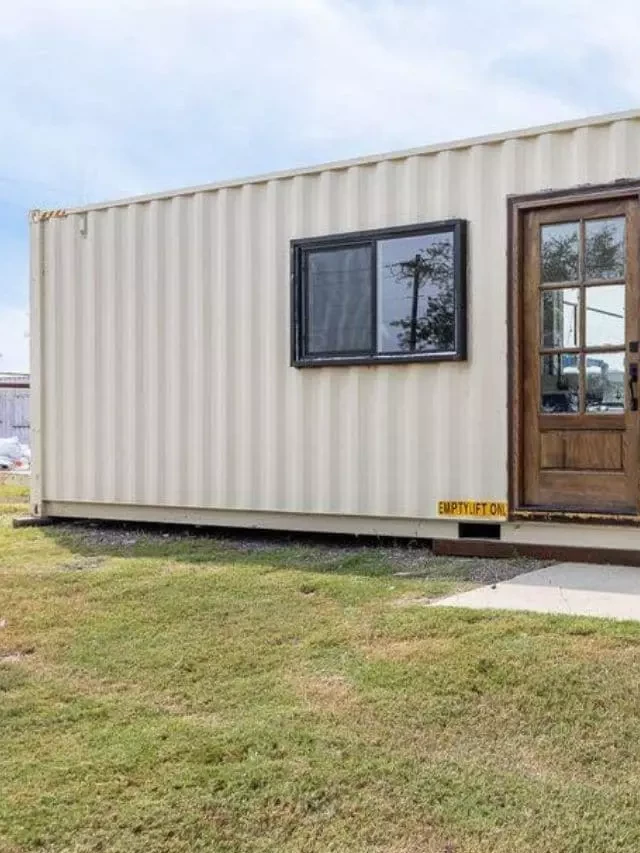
541,288,580,348
585,285,625,347
585,352,625,413
584,217,625,280
541,222,579,283
540,354,579,412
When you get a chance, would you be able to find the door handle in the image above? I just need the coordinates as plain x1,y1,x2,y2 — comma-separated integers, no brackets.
629,362,638,411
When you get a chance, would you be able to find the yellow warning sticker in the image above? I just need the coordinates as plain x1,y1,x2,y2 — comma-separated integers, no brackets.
437,500,508,520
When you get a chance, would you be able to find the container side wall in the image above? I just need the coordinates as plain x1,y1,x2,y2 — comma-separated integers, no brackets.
38,117,640,519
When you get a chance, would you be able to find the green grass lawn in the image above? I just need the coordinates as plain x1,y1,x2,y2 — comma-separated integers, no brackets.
2,485,640,852
0,475,30,506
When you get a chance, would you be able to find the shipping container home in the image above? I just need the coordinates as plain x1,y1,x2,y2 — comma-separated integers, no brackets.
0,373,30,446
30,109,640,559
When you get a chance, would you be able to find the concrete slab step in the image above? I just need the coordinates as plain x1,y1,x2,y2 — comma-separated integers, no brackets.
433,562,640,621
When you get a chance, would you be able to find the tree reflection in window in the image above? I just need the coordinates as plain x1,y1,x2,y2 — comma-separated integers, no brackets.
538,215,627,414
585,218,625,280
541,223,579,283
380,234,455,354
292,220,466,365
541,217,625,284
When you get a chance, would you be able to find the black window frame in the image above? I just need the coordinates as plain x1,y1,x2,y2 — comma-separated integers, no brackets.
291,219,467,367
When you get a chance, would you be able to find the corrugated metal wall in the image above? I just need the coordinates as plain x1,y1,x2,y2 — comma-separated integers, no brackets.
0,387,30,445
35,114,640,519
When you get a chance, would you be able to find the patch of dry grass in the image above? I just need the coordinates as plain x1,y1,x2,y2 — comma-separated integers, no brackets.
0,475,29,503
292,672,359,715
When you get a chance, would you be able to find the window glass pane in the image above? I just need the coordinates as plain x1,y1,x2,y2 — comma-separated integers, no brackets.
540,354,579,413
541,288,579,348
541,222,579,283
377,231,455,354
307,246,372,354
585,217,625,281
585,352,625,413
586,285,625,347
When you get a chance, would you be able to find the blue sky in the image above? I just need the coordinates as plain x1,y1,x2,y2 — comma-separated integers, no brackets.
1,0,639,371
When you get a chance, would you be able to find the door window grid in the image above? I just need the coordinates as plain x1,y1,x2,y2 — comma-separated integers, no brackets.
539,216,626,414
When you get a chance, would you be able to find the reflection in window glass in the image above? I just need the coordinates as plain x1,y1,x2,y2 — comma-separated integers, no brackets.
541,288,579,348
586,285,625,347
541,222,579,283
307,246,372,354
585,217,625,280
377,232,455,353
540,354,579,413
586,352,625,413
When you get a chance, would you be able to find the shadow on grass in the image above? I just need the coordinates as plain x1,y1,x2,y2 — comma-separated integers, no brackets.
40,518,545,584
42,519,432,578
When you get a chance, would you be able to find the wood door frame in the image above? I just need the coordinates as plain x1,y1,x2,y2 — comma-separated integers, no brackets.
508,179,640,524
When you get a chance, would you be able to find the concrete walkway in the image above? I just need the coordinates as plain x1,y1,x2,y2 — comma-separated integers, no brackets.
434,562,640,621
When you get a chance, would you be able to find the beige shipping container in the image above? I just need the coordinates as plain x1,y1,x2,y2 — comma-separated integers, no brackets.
30,108,640,556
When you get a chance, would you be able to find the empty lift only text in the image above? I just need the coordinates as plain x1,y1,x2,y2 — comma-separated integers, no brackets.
437,501,508,520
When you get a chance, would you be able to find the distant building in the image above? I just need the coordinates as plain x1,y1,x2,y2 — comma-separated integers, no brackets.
0,373,30,445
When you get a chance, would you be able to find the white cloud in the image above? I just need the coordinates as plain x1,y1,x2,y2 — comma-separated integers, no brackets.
0,307,29,373
3,0,631,208
1,0,640,373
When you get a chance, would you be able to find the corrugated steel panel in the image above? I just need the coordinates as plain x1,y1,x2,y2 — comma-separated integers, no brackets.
0,387,30,445
34,111,640,521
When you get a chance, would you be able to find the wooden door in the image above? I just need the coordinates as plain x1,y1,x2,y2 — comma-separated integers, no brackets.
521,197,640,513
